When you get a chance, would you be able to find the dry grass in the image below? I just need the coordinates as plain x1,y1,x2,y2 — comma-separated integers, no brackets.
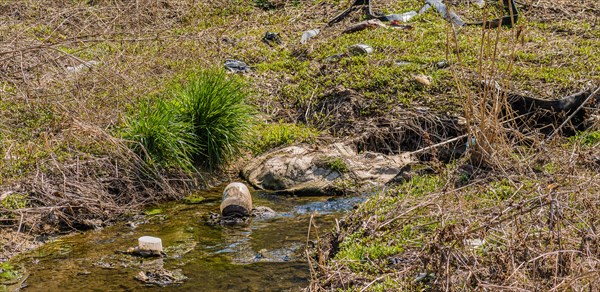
0,0,598,276
307,0,600,290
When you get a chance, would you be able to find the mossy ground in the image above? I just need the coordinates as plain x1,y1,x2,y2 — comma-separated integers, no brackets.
0,0,599,287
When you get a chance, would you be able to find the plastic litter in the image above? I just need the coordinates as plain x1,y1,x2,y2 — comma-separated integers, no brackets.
436,60,449,69
378,11,417,22
471,0,485,8
300,29,320,44
325,54,345,63
414,74,432,86
395,60,412,66
342,19,386,34
423,0,466,27
66,60,98,73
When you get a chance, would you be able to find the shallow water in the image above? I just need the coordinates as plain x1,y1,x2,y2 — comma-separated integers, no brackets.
13,186,364,291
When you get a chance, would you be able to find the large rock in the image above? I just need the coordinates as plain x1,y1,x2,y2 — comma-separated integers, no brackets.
241,143,415,195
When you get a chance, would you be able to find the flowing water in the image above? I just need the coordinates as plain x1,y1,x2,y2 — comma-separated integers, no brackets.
11,186,365,291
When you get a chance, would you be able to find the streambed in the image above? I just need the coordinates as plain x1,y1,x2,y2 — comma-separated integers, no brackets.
11,186,364,291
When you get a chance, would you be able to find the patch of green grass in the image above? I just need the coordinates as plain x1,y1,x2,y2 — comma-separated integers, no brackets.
569,130,600,147
485,179,516,201
143,208,163,215
174,69,255,169
250,121,319,155
397,174,444,198
182,194,205,204
122,69,255,171
121,99,199,172
0,262,20,283
322,157,349,174
1,193,28,210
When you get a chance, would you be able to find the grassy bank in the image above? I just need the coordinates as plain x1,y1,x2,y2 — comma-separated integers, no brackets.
0,0,598,285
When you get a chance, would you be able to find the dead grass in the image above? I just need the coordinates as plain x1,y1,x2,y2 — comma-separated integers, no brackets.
0,0,598,278
307,0,600,290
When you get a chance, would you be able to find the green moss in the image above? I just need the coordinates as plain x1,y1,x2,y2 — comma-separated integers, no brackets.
143,208,163,216
182,194,205,204
322,157,349,174
0,262,20,283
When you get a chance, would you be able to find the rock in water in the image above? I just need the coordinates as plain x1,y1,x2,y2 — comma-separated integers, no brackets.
241,143,415,195
220,182,252,217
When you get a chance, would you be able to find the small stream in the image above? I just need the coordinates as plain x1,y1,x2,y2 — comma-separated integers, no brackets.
12,186,365,291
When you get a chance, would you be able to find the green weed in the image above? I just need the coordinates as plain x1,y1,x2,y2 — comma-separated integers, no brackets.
322,157,349,174
250,122,319,154
1,193,28,210
122,69,254,171
569,130,600,147
122,99,199,172
174,70,255,169
0,262,20,283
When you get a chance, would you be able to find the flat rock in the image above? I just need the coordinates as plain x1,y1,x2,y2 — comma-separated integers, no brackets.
241,143,415,195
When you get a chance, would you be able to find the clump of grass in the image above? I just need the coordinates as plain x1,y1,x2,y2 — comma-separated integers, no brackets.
250,121,319,155
323,157,349,174
122,99,199,172
122,69,254,171
174,70,254,169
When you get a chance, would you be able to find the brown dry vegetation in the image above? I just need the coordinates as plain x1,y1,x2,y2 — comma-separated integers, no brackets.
306,1,600,290
0,0,599,289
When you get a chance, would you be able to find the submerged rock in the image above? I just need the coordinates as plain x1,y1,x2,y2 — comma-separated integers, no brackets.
251,206,277,219
241,143,415,195
135,268,187,286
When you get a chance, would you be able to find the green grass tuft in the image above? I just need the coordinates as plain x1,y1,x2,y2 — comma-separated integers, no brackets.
122,99,199,172
174,70,255,169
122,69,255,171
250,122,319,155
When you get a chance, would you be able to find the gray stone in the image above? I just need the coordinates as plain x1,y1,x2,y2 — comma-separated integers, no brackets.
241,143,415,195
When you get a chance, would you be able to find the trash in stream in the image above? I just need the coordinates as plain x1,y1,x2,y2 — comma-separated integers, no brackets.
220,182,252,217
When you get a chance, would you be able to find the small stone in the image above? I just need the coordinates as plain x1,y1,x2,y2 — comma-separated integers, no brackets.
414,74,432,86
436,60,449,69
